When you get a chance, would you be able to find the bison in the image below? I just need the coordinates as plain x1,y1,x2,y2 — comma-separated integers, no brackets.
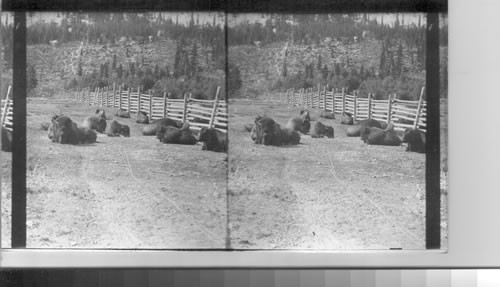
345,118,383,137
311,121,334,138
106,120,130,137
286,117,311,134
401,128,426,153
141,118,182,136
360,127,401,146
340,112,354,125
95,108,107,120
136,111,149,124
51,115,97,144
82,113,107,133
156,126,197,145
115,109,131,118
253,116,281,146
253,116,300,146
198,127,227,152
300,109,311,121
320,110,336,119
1,127,12,152
278,128,301,145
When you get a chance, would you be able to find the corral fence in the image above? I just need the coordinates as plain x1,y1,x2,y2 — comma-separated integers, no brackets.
76,85,228,133
1,86,13,131
281,85,427,132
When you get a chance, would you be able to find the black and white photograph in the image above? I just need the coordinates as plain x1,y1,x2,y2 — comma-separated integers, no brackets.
1,11,448,251
226,13,448,249
1,12,228,248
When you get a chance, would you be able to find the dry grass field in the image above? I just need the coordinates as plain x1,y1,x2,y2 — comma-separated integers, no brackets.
1,93,227,248
227,97,447,249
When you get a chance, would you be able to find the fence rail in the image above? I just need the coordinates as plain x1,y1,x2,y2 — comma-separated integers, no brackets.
76,85,228,133
282,85,427,132
1,86,13,131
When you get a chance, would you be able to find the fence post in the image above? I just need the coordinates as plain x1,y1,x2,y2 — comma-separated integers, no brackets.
149,91,154,121
118,86,122,109
127,88,131,112
104,87,107,106
341,88,346,115
209,86,220,129
309,88,313,108
317,83,321,109
323,86,327,111
386,93,393,123
368,93,372,119
163,92,168,118
138,87,142,113
413,87,425,129
182,93,188,122
353,90,358,121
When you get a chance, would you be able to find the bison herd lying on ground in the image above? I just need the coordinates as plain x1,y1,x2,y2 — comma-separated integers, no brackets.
248,109,426,153
1,107,425,154
38,108,227,153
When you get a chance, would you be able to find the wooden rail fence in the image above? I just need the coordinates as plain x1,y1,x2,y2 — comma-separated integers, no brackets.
76,85,228,133
281,85,427,132
1,86,13,131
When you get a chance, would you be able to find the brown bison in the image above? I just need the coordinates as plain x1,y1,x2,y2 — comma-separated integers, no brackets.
1,127,12,152
360,127,401,146
300,109,311,121
253,116,281,145
278,128,301,145
95,108,107,120
106,120,130,137
51,115,97,144
136,111,149,124
345,118,383,137
320,110,336,119
115,109,130,118
156,126,197,145
141,118,182,136
286,117,311,134
253,116,300,146
82,112,107,133
311,122,334,138
198,127,227,152
340,112,354,125
401,128,426,153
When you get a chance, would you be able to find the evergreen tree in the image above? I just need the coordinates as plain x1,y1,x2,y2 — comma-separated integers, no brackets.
334,63,341,76
117,63,123,78
282,59,288,77
321,64,328,79
77,61,83,76
154,64,159,78
112,53,117,69
103,62,109,78
129,62,135,76
190,42,199,77
396,43,403,76
379,43,387,78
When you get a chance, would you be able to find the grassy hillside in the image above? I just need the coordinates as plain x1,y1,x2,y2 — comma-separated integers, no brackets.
26,39,223,96
229,37,428,98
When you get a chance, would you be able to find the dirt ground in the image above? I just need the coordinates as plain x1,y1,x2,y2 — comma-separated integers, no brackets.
227,98,448,250
1,93,227,248
0,93,448,250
